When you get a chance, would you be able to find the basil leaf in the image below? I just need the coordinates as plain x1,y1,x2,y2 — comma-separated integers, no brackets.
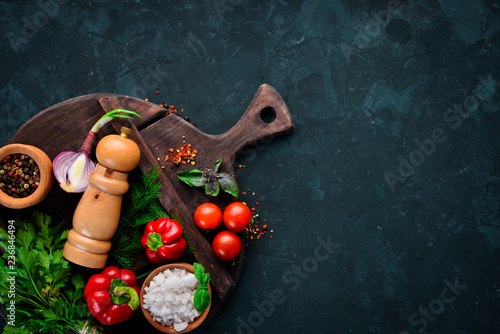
194,286,211,313
202,272,210,285
217,173,239,197
177,169,207,187
193,262,204,283
205,179,220,197
212,158,222,173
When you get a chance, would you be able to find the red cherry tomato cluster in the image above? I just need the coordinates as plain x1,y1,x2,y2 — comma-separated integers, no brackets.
194,202,252,261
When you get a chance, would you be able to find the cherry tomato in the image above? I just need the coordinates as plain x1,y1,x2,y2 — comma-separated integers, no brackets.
194,203,222,229
212,231,242,261
223,202,252,232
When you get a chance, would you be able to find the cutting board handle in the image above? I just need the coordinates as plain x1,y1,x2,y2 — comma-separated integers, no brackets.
217,84,295,164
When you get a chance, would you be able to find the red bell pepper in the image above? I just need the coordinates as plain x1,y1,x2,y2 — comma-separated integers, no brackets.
140,217,187,264
83,266,140,325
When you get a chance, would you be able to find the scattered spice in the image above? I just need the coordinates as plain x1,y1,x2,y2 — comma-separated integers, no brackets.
165,141,197,166
0,154,40,198
158,103,196,126
244,193,272,242
161,104,181,117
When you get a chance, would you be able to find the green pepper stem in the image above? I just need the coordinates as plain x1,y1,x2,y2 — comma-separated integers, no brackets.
146,232,164,252
114,286,139,310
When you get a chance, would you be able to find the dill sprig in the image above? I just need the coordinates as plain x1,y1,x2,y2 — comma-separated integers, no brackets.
111,167,194,271
121,168,163,227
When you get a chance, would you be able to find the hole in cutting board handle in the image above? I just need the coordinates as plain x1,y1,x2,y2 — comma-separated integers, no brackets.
260,107,276,123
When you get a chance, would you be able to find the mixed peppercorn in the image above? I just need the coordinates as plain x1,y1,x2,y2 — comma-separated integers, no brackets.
0,154,40,198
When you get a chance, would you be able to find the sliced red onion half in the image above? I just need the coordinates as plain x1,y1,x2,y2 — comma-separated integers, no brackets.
52,150,96,193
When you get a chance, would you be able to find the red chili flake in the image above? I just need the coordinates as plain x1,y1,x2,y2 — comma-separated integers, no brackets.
256,202,260,206
156,91,159,94
164,140,197,166
263,224,267,230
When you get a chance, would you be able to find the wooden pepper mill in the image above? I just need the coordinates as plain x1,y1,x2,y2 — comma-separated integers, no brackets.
63,126,141,268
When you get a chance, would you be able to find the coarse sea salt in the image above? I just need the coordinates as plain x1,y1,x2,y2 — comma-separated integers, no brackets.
143,268,201,332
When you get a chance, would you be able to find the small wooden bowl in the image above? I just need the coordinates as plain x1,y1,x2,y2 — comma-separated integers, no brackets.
0,144,53,209
140,263,212,333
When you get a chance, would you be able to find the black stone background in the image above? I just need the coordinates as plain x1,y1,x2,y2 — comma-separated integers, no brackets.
1,0,499,333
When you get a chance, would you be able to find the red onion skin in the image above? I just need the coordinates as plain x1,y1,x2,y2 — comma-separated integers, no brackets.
80,131,97,155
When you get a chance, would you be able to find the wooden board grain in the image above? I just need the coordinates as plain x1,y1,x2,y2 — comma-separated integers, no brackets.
0,85,294,333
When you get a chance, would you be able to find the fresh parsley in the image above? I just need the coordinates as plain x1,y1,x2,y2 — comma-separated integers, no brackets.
0,211,100,334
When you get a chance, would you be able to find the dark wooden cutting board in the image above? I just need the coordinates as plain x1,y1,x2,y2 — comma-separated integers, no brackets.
1,84,294,332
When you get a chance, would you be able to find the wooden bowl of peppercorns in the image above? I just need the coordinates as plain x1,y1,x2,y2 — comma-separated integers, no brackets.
0,144,53,209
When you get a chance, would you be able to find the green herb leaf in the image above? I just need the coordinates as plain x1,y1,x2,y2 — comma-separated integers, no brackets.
0,211,95,333
205,178,220,196
202,272,210,285
212,158,222,173
193,262,204,282
194,286,211,313
192,263,211,313
217,173,239,197
177,169,207,187
177,159,241,199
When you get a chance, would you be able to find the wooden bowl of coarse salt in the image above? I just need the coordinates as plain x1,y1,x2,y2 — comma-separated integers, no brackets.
140,263,212,333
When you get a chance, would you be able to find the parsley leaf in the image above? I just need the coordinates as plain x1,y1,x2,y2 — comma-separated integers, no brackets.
0,211,101,334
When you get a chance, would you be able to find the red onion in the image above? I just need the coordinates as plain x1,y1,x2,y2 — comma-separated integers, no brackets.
52,109,140,193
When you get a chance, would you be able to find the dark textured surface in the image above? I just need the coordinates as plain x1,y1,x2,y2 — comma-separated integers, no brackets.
1,0,500,333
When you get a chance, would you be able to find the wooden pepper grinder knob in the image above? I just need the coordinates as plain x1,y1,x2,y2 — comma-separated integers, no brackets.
63,126,141,268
